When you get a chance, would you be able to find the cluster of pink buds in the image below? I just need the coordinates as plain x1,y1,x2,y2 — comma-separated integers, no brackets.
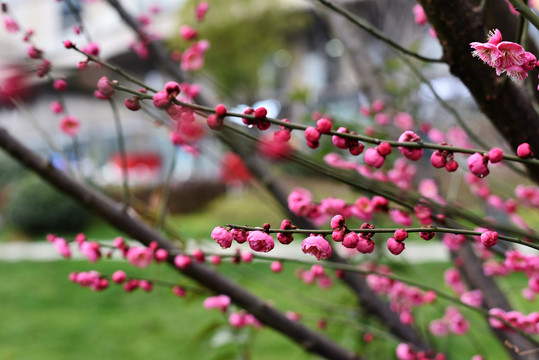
297,264,333,289
429,306,470,336
47,234,71,259
430,144,458,172
467,147,506,178
114,237,169,267
364,262,436,326
396,343,446,360
211,226,275,253
331,127,365,156
470,29,537,81
229,310,263,329
364,142,391,168
489,308,539,334
287,187,391,226
153,81,181,109
387,229,407,255
206,104,227,130
241,106,271,130
69,270,109,291
110,270,154,292
331,215,376,254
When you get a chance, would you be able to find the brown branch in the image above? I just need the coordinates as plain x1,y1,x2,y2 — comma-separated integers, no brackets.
418,0,539,184
0,125,361,360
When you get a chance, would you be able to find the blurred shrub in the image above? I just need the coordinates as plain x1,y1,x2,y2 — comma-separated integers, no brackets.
4,175,92,235
0,154,28,187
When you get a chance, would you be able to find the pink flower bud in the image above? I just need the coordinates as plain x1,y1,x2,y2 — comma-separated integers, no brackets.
420,230,435,240
270,261,283,273
356,236,375,254
231,228,248,244
211,226,233,249
430,151,446,168
154,248,168,262
316,117,332,133
254,106,267,119
63,40,74,48
152,90,170,109
398,131,423,161
195,2,210,22
215,104,227,117
247,230,274,252
301,234,332,260
111,270,127,284
364,147,385,168
394,229,408,241
332,127,349,149
346,141,363,156
480,230,498,248
124,97,141,111
206,114,224,130
82,42,100,56
172,285,186,297
377,142,392,156
445,159,459,172
332,229,345,242
330,215,345,230
305,126,321,143
27,45,42,59
342,232,359,248
174,254,192,269
467,152,489,178
97,76,114,97
50,101,63,114
53,79,68,91
387,237,405,255
180,25,198,41
517,143,534,158
488,147,503,163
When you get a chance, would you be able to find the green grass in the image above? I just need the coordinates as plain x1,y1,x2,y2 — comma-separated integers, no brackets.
0,258,534,360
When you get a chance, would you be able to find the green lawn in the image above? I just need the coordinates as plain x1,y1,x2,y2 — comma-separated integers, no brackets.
0,258,532,360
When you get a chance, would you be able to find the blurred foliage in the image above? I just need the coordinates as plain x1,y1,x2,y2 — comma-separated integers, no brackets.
4,175,92,235
174,0,310,100
0,153,28,187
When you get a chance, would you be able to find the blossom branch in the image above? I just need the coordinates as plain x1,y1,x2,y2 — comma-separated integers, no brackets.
0,124,362,360
313,0,443,63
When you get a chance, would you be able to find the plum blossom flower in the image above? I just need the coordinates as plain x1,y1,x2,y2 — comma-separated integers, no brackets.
60,115,80,136
211,226,233,249
247,231,274,252
126,246,153,268
470,29,537,80
301,234,332,260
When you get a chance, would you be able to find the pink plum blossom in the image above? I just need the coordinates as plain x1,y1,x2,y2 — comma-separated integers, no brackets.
211,226,233,249
126,246,153,268
301,234,332,260
247,231,274,252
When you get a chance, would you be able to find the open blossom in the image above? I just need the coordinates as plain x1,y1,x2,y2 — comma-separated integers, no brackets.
60,115,80,136
470,29,537,80
301,234,332,260
126,246,153,268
